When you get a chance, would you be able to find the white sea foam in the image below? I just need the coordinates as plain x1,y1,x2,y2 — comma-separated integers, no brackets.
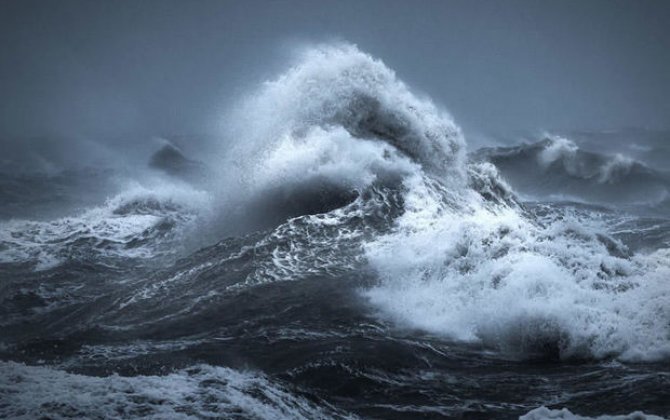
597,153,635,184
521,406,664,420
0,361,344,419
253,126,419,194
364,169,670,361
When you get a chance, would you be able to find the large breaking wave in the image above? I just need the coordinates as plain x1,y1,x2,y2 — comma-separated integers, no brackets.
211,43,670,362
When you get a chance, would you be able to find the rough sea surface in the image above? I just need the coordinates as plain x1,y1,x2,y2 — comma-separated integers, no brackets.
1,45,669,419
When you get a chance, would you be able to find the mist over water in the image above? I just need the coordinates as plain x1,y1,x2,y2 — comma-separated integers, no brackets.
1,39,670,420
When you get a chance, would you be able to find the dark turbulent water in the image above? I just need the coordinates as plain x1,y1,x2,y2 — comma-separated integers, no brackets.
1,45,669,419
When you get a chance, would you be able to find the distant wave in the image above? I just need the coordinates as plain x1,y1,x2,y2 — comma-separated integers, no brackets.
472,135,670,207
149,140,210,183
0,183,209,270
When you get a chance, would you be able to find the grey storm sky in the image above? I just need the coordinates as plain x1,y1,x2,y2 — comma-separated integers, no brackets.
1,0,669,142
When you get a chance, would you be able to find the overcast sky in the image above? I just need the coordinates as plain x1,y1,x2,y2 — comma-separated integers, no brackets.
2,0,669,144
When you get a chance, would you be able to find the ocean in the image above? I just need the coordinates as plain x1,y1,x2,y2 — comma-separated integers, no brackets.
1,44,668,419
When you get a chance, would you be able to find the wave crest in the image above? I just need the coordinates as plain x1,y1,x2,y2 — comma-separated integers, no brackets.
223,44,466,200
